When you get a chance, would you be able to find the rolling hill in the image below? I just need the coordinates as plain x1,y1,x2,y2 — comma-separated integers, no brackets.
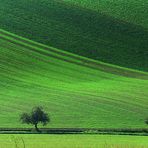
64,0,148,28
0,0,148,71
0,29,148,128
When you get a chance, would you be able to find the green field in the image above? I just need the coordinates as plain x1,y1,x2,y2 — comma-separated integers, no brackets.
0,0,147,71
0,0,148,147
64,0,148,28
0,29,148,128
0,134,148,148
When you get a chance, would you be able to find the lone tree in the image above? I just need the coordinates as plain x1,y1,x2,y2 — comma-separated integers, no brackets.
20,106,50,132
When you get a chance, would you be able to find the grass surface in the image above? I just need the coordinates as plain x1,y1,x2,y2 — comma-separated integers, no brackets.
0,29,148,128
0,134,148,148
0,0,148,71
64,0,148,28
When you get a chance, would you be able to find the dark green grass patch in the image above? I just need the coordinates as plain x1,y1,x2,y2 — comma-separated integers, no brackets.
63,0,148,28
0,0,148,71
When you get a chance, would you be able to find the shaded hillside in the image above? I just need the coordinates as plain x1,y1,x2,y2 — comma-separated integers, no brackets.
64,0,148,28
0,0,148,71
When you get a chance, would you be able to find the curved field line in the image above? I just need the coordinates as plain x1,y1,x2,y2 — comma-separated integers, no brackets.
0,29,147,79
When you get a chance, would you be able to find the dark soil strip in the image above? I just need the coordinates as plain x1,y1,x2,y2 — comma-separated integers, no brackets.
0,128,148,136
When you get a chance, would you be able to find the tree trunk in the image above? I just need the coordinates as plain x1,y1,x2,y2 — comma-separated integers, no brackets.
34,123,39,132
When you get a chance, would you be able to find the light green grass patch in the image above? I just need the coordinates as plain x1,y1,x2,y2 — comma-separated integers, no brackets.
0,134,148,148
0,30,148,128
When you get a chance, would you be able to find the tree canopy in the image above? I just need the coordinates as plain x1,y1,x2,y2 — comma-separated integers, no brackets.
20,106,50,131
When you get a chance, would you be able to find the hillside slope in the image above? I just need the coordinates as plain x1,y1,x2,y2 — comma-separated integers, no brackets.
0,0,148,71
0,29,148,128
64,0,148,28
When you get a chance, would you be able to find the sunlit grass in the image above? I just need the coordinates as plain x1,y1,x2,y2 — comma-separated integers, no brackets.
0,30,148,128
0,134,148,148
